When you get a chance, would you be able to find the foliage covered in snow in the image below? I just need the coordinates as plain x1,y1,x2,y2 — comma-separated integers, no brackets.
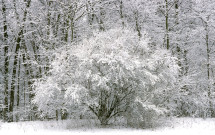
33,28,179,125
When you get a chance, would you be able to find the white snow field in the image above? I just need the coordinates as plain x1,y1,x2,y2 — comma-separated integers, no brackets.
0,118,215,135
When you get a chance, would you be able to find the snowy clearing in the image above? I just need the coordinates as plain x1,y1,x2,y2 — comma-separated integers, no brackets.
0,118,215,135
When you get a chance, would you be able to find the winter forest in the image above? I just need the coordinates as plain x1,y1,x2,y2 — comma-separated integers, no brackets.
0,0,215,129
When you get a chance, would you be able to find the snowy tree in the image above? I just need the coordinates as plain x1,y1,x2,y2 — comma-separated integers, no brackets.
33,28,179,125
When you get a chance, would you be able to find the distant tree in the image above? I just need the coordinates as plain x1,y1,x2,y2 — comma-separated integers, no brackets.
1,0,9,122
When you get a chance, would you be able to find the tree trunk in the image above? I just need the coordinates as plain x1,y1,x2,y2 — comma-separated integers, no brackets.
165,0,170,49
119,0,125,28
134,11,141,38
205,20,214,117
2,0,9,122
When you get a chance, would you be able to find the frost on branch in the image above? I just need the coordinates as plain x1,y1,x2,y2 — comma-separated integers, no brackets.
33,28,179,125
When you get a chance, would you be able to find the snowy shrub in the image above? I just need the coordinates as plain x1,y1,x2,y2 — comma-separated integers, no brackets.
33,28,179,126
126,100,168,128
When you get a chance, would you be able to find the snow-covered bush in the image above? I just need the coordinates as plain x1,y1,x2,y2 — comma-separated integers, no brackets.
33,28,179,126
126,102,167,128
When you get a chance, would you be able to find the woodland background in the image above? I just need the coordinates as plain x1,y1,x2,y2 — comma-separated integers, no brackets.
0,0,215,127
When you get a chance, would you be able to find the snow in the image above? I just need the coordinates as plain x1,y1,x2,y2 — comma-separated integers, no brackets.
0,118,215,135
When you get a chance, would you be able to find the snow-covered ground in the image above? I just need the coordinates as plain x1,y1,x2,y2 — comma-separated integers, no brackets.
0,118,215,135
